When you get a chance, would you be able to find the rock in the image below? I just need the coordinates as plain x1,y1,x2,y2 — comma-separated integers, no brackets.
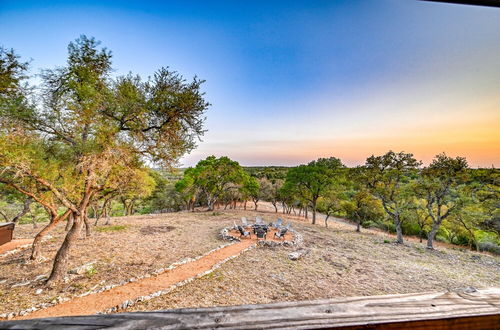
11,281,31,288
35,289,43,295
34,274,47,281
288,249,308,261
69,261,97,275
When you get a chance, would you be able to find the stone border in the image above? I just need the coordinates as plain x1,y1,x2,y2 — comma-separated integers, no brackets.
220,226,303,248
99,244,256,314
0,241,237,320
0,236,53,259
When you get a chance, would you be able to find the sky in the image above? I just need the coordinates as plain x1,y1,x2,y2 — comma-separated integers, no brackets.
1,0,499,167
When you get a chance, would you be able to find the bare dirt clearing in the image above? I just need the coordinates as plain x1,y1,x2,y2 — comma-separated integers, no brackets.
124,211,500,312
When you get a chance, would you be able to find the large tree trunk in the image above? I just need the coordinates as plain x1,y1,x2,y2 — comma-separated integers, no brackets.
65,213,74,231
427,223,440,249
253,200,258,210
46,212,84,285
305,206,308,220
394,215,404,244
272,202,278,213
356,221,361,232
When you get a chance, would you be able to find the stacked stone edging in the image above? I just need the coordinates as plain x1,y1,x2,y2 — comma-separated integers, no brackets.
0,241,236,320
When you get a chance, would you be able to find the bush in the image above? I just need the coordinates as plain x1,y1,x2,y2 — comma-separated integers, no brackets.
402,221,421,236
361,220,378,229
478,242,500,255
95,225,128,232
435,235,450,244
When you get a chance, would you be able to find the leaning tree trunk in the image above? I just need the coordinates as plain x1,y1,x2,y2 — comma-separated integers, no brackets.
46,212,84,285
254,200,258,210
356,221,361,232
31,210,70,261
12,197,33,223
325,214,330,228
272,202,278,213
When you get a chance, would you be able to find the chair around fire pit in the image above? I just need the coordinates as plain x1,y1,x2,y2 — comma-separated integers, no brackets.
237,225,251,239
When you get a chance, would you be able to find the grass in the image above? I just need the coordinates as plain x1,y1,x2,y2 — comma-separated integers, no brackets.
95,225,128,233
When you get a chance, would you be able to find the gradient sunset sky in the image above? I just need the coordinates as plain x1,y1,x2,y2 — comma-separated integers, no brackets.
1,0,499,167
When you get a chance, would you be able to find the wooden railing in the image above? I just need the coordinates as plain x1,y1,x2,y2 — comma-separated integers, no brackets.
2,287,499,329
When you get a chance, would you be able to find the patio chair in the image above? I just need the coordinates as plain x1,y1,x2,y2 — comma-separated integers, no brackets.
233,220,238,229
255,216,264,225
274,227,288,239
241,217,250,228
273,218,283,228
237,225,251,239
255,226,267,240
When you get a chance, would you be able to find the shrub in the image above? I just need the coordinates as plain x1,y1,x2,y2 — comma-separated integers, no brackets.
478,242,500,255
401,221,421,236
95,225,128,232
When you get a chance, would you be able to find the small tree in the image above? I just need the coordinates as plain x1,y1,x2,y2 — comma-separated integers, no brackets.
178,156,247,211
418,153,468,249
342,190,383,232
283,157,344,224
364,151,421,244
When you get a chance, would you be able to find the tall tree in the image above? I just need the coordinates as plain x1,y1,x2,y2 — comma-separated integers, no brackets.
364,151,421,244
418,153,469,249
0,36,209,284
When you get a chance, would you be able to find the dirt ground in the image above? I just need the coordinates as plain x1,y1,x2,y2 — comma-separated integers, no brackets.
124,210,500,312
1,207,499,317
0,211,237,315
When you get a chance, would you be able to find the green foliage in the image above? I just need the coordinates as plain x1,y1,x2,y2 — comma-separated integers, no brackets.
85,265,98,278
176,156,248,210
95,225,128,232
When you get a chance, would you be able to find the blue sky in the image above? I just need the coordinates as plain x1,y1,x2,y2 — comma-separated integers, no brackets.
1,0,499,167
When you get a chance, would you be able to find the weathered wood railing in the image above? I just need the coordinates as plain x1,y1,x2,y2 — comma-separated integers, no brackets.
2,287,499,329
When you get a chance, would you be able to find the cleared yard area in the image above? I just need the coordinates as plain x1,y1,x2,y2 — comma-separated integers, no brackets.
124,213,500,312
1,208,499,318
0,211,237,315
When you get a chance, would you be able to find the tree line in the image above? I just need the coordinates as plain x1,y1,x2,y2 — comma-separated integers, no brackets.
175,153,499,253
